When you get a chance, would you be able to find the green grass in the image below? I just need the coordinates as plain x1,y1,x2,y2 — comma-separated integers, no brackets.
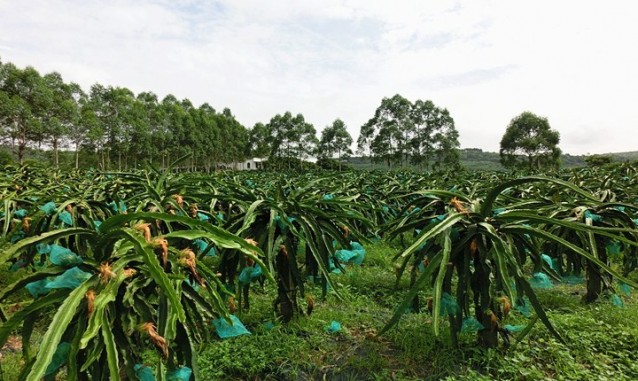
197,241,638,380
3,241,638,380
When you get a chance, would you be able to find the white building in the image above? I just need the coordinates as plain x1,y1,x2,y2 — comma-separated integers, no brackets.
219,156,322,170
220,157,265,170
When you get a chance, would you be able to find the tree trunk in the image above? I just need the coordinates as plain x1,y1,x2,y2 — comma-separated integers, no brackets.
18,131,26,165
528,154,533,170
53,139,59,167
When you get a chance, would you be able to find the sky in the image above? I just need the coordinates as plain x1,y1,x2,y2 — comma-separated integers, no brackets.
1,0,637,155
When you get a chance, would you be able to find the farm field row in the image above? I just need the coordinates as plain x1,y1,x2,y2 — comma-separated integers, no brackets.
1,163,638,380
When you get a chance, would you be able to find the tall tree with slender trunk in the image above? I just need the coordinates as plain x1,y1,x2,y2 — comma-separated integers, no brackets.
247,122,271,159
266,112,317,170
318,119,353,170
358,94,459,170
0,63,52,164
42,72,78,167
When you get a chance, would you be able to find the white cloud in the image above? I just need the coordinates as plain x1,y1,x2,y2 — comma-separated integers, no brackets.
1,0,637,155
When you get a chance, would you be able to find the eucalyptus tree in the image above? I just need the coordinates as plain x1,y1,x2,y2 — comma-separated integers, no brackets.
318,119,353,170
60,83,92,169
265,112,317,170
158,95,186,168
216,108,248,168
178,99,201,170
136,92,164,167
410,100,460,170
246,122,271,159
100,87,145,170
87,84,113,168
195,103,220,171
358,94,411,167
294,121,318,169
0,63,52,164
159,95,189,168
40,72,79,167
499,111,561,170
87,85,135,170
125,97,152,169
358,94,460,169
356,121,374,167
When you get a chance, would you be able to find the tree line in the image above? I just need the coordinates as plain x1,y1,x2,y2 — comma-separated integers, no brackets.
1,57,566,171
0,58,249,170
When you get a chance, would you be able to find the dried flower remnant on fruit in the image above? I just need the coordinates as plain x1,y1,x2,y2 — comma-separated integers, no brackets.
470,238,478,257
306,295,315,316
245,238,259,263
122,268,137,279
86,290,95,316
498,296,511,318
134,222,152,242
178,249,204,286
7,303,21,313
22,217,31,232
99,262,116,283
138,322,169,359
178,248,196,262
229,296,236,314
172,194,184,208
486,310,498,331
450,197,468,214
151,237,169,268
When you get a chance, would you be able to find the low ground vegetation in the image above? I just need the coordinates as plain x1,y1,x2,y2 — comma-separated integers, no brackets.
1,162,638,380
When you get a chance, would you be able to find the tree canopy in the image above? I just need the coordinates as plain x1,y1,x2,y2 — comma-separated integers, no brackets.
1,58,472,171
318,119,353,170
264,111,318,170
0,58,248,169
585,154,613,167
357,94,460,169
499,111,561,170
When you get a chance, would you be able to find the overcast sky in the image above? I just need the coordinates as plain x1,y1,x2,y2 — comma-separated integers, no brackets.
1,0,636,155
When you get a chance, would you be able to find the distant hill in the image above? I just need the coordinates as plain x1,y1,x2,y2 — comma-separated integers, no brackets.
347,149,638,171
608,151,638,162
